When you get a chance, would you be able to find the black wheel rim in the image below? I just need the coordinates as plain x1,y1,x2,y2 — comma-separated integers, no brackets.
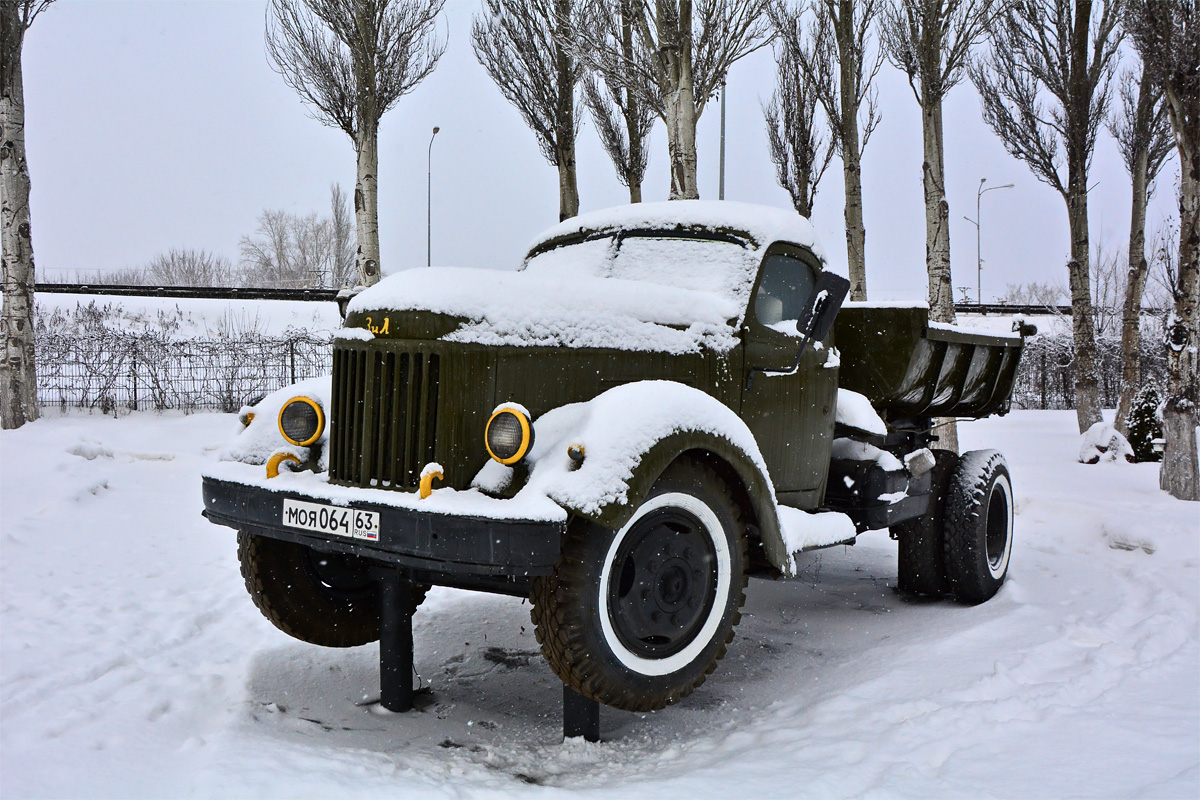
302,548,375,598
985,482,1010,570
607,507,719,659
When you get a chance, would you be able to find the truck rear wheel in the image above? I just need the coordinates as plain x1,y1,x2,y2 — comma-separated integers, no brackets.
943,450,1014,604
531,461,748,712
893,450,958,597
237,532,426,648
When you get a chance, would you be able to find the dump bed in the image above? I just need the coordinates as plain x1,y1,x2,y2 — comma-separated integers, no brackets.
833,303,1025,421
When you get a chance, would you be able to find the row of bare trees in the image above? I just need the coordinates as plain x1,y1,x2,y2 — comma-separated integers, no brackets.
60,185,357,290
761,0,1196,500
4,0,1197,500
471,0,774,219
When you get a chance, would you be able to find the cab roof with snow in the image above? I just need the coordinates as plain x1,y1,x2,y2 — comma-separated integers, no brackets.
344,202,828,354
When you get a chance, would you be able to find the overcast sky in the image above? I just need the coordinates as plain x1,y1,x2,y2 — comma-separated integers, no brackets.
22,0,1180,302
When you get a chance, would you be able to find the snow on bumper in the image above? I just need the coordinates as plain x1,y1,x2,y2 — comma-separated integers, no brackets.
201,462,565,577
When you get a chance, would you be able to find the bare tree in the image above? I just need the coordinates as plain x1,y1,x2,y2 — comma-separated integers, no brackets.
1125,0,1199,501
970,0,1123,434
267,0,446,286
583,0,655,203
1,0,52,429
145,249,239,286
1109,61,1174,434
586,0,772,201
763,20,835,217
473,0,586,220
329,182,357,287
1089,237,1126,338
240,209,336,288
998,280,1069,306
881,0,1000,324
768,0,884,301
1145,221,1180,313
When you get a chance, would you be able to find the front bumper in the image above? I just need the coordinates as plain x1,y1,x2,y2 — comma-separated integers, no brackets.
202,476,565,589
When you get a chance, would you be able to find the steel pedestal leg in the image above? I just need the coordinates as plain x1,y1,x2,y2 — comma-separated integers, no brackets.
378,572,415,712
563,685,600,742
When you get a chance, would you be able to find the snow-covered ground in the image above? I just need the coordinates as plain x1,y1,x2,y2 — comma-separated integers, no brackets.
1,410,1196,798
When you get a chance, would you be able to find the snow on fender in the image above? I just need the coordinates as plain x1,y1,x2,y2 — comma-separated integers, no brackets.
474,380,805,572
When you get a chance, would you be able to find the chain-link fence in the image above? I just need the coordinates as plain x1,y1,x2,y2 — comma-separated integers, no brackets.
37,330,332,414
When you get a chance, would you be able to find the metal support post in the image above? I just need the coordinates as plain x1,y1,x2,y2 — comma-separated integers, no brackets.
563,685,600,742
378,570,416,712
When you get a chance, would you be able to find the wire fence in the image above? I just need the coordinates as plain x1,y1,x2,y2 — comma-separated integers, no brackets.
37,331,332,414
1009,331,1167,410
34,322,1169,415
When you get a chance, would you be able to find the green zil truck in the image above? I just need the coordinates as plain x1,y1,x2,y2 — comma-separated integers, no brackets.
202,201,1028,719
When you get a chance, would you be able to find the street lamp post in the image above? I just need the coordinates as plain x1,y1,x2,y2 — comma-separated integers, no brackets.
962,177,1014,303
718,83,726,200
427,126,440,268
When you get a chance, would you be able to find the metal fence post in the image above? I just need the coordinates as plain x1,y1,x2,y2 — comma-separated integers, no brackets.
1040,349,1047,410
289,339,296,384
130,341,139,412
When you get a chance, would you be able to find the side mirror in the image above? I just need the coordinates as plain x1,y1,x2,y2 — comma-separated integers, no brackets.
797,271,851,343
336,286,364,320
746,270,850,391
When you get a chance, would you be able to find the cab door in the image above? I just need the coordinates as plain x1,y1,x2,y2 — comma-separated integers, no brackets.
739,245,839,508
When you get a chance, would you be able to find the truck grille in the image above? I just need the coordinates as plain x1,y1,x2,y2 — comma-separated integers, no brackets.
329,345,440,489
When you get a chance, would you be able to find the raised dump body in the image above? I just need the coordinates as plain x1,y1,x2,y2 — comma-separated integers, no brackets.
834,303,1026,422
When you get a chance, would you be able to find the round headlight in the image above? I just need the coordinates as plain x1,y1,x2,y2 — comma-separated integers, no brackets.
278,397,325,447
485,407,533,465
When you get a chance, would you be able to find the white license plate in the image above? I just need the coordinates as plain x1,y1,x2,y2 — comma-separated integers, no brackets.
282,498,380,541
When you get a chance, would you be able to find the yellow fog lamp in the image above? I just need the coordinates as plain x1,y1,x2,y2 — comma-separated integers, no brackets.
485,405,534,465
278,396,325,447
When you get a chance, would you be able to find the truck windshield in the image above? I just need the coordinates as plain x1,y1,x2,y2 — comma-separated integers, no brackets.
523,233,754,304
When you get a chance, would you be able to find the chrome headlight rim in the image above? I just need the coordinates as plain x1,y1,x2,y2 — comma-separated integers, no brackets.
278,396,326,447
485,406,533,465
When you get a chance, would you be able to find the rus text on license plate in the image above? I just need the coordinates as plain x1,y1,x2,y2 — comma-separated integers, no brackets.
282,498,380,541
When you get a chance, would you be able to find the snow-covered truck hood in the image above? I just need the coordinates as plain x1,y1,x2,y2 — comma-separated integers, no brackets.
344,265,743,354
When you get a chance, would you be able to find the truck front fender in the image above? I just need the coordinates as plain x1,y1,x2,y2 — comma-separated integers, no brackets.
473,381,790,573
592,430,787,571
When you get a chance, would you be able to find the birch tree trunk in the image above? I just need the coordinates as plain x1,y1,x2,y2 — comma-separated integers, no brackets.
923,101,953,323
837,0,867,300
556,139,580,220
353,126,382,286
1063,0,1103,435
925,99,958,453
1114,145,1150,435
554,2,580,221
622,8,645,204
665,86,699,199
1065,168,1104,433
1160,140,1199,501
0,46,39,429
663,0,699,201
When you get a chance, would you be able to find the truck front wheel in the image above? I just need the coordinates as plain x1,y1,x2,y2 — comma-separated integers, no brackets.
531,461,748,712
942,450,1014,604
237,532,425,648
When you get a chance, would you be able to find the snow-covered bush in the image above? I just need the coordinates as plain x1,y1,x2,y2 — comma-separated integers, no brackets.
1078,422,1135,464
